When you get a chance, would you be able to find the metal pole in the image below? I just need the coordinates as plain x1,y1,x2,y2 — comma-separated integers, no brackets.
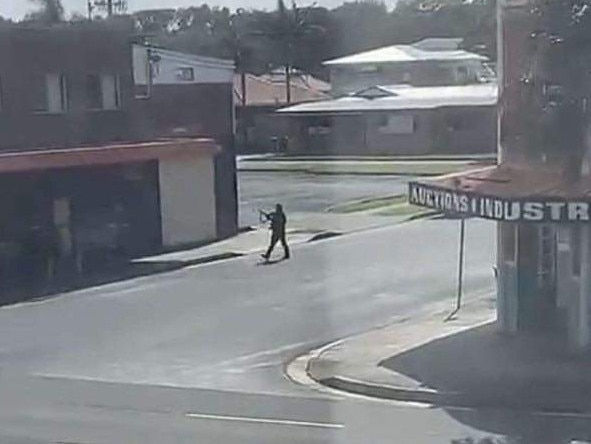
446,217,466,321
457,217,466,311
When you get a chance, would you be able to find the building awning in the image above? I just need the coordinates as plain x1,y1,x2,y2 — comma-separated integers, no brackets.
408,164,591,223
0,138,219,174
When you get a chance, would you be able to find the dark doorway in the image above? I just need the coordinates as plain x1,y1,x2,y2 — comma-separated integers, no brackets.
517,224,559,331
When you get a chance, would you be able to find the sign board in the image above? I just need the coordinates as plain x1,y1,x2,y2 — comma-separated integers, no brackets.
408,181,591,223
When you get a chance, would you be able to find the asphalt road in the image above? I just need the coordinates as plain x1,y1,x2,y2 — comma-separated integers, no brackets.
0,218,590,443
238,171,411,226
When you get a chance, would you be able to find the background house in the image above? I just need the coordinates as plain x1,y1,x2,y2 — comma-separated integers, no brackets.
279,38,497,156
0,23,236,288
234,69,330,153
325,38,495,96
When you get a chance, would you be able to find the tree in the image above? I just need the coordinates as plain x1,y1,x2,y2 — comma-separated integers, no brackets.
255,0,325,103
25,0,65,24
518,0,591,176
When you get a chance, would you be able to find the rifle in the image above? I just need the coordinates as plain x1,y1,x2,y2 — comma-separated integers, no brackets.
258,210,272,224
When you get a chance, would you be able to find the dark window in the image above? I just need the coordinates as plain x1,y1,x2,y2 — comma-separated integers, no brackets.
445,112,480,132
32,73,68,113
86,74,121,110
176,67,195,81
572,225,582,277
86,74,103,110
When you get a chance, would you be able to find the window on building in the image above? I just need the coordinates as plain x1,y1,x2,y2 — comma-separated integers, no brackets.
307,116,332,135
32,73,68,113
86,74,121,110
378,114,415,134
445,112,481,132
176,67,195,82
572,225,582,277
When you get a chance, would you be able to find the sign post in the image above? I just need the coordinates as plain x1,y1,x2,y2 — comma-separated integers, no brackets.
446,217,466,321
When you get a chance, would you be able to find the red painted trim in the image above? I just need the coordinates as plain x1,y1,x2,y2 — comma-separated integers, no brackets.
0,138,219,173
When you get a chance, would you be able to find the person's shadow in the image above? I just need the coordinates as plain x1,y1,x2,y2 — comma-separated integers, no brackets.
256,257,286,266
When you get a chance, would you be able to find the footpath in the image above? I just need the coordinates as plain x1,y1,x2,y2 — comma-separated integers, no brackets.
293,293,591,413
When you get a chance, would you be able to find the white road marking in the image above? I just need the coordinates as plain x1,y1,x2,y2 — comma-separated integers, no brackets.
533,411,591,419
185,412,344,429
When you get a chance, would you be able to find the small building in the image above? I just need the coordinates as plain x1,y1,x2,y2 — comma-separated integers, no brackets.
325,38,494,96
278,39,497,156
0,23,236,285
234,70,330,153
408,1,591,353
279,83,497,155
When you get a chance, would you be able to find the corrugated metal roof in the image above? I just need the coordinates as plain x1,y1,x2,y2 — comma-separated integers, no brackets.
277,83,498,114
234,73,330,107
323,44,487,66
412,38,463,51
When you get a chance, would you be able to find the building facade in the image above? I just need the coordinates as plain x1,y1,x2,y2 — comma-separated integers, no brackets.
0,23,236,286
132,44,237,238
279,39,497,156
234,70,330,153
408,0,591,352
325,38,494,96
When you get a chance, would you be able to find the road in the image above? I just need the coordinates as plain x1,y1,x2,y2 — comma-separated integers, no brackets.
238,171,411,226
0,218,589,443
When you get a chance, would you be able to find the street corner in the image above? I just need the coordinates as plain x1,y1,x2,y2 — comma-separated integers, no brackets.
285,294,591,414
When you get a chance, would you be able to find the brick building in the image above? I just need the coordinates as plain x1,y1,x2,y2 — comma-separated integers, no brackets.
409,0,591,352
0,22,236,285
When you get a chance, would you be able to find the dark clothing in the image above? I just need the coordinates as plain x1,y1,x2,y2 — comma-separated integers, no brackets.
269,211,286,234
263,210,290,259
264,231,290,259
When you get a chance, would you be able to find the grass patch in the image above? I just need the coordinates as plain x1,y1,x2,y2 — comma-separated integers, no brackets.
328,195,407,214
377,203,432,217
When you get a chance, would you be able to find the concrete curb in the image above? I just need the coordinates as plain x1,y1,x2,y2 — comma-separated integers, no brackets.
300,328,591,414
318,375,462,407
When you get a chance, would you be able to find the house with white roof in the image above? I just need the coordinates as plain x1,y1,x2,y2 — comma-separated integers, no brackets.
325,38,493,96
279,38,497,155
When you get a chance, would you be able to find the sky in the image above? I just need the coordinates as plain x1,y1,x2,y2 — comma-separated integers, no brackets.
3,0,397,20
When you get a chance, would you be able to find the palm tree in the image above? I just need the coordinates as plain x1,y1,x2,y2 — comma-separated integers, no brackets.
26,0,65,24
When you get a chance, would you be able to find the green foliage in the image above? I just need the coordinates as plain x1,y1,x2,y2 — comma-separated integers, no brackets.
518,0,591,166
126,0,496,77
25,0,65,24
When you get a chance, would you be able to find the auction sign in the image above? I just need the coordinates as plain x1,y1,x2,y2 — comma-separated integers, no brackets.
408,181,591,223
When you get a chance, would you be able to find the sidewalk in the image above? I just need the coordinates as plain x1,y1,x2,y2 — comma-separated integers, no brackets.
301,293,591,412
134,227,318,267
135,210,426,268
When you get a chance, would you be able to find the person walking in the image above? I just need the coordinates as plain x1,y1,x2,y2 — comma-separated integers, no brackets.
261,203,290,261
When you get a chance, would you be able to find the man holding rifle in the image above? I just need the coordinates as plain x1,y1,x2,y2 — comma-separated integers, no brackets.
260,203,290,262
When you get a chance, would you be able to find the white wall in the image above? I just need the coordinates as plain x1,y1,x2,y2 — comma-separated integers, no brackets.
159,155,217,247
133,45,233,86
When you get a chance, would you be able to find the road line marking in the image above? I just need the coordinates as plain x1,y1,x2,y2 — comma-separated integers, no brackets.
533,411,591,419
185,412,344,429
